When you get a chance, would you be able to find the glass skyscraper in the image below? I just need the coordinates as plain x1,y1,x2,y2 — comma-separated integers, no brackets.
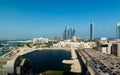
116,23,120,39
63,26,75,40
72,29,75,36
90,22,94,40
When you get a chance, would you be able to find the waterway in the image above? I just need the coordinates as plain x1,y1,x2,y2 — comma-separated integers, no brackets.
21,50,71,74
21,49,88,75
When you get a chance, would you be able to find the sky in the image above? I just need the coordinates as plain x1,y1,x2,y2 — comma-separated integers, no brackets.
0,0,120,39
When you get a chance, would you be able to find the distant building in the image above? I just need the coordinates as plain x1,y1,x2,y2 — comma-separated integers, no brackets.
33,38,49,44
52,36,61,42
99,38,108,43
116,23,120,39
90,22,94,41
62,32,65,40
72,29,75,36
72,36,77,42
68,28,72,39
63,26,76,40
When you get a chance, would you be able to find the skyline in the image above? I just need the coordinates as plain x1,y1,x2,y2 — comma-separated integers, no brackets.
0,0,120,39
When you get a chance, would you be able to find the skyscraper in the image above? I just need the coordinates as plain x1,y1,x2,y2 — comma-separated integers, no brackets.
63,26,75,40
65,26,69,39
90,22,94,40
116,23,120,39
64,29,66,40
72,29,75,36
68,28,72,39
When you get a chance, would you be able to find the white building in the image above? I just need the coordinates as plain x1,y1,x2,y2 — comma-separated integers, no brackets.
53,41,94,49
33,38,49,44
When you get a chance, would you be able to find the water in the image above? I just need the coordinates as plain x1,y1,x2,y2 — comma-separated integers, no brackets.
21,50,71,74
0,40,26,56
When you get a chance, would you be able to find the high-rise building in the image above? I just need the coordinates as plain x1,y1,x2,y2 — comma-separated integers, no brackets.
68,28,72,39
116,23,120,39
63,26,75,40
65,26,69,39
72,29,75,36
63,30,66,40
62,32,65,40
90,22,94,40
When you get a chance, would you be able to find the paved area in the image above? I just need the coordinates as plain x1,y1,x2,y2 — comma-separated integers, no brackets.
78,49,120,75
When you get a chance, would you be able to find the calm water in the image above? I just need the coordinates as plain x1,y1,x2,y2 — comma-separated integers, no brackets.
21,50,88,75
21,50,71,74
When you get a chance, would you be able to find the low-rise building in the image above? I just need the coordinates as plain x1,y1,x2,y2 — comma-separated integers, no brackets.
53,40,95,49
97,38,111,54
98,43,112,54
33,38,49,44
72,36,77,42
97,38,120,57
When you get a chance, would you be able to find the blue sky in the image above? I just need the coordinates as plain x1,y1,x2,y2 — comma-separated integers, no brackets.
0,0,120,39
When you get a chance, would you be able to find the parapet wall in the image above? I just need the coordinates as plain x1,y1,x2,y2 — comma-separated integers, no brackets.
78,50,96,75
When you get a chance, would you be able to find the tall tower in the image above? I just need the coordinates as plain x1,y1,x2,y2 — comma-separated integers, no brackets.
72,29,75,36
64,30,66,40
65,26,69,39
63,26,75,40
90,22,94,41
116,23,120,39
68,28,72,39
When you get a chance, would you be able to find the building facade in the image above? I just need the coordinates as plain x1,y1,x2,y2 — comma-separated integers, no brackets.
33,38,49,44
98,43,112,54
72,29,75,36
63,26,75,40
97,38,120,57
90,22,94,41
111,43,120,57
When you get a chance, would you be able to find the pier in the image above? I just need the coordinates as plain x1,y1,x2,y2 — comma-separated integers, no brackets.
62,49,82,73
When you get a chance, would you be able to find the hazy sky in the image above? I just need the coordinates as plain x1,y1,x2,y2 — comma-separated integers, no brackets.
0,0,120,39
